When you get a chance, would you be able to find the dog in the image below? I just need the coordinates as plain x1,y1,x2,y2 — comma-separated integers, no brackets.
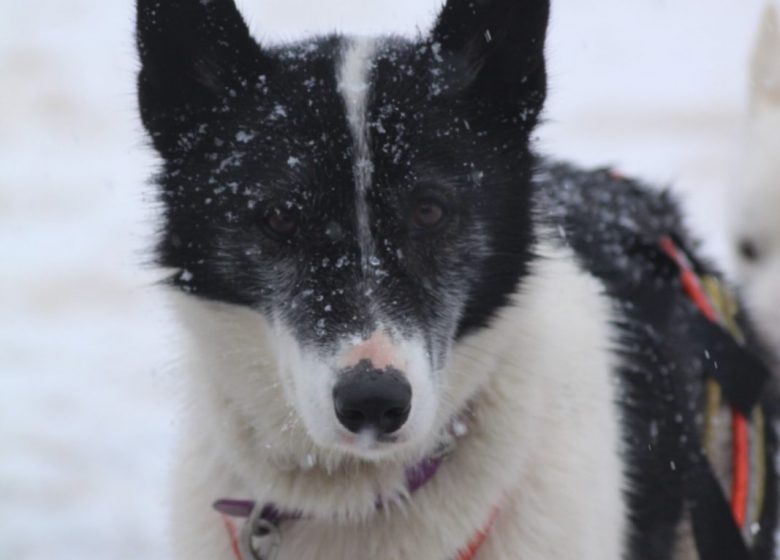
136,1,778,558
730,3,780,365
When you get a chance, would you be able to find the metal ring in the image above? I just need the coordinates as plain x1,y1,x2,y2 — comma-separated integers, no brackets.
239,505,282,560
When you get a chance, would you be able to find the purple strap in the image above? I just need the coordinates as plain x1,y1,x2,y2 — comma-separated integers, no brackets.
214,455,443,523
404,456,443,494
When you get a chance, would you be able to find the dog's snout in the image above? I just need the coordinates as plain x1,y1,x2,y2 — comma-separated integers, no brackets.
333,361,412,435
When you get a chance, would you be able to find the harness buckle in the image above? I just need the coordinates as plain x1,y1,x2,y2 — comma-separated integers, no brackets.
239,504,281,560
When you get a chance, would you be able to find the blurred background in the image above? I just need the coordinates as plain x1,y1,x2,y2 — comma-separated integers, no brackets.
0,0,774,558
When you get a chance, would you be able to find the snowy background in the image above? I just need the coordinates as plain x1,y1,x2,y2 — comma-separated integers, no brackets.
0,0,774,558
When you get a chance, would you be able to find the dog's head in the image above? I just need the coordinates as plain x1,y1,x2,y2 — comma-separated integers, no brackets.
137,0,549,461
732,4,780,357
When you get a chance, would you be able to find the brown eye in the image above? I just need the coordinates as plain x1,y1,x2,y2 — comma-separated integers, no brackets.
412,199,446,230
738,238,760,262
264,208,298,239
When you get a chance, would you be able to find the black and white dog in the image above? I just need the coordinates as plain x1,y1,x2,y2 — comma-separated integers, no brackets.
136,1,778,558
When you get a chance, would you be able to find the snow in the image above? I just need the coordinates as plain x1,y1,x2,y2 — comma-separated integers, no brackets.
1,0,773,558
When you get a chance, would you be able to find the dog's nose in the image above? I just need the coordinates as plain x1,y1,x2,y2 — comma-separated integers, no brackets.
333,361,412,435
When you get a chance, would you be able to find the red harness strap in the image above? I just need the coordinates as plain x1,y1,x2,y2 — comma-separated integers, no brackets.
456,506,502,560
731,413,750,527
222,514,243,560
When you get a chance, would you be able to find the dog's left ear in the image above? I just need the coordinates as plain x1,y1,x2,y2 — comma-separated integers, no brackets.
136,0,272,158
431,0,549,100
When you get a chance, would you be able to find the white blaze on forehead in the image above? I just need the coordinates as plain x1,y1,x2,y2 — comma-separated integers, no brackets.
337,37,378,269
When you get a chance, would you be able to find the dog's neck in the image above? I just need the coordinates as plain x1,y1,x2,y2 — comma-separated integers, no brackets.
214,411,473,523
210,409,482,560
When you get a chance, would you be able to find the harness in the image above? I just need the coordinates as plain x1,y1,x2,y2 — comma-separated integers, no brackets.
660,236,771,559
211,234,772,560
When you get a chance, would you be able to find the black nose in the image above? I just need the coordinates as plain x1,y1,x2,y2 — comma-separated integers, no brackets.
333,361,412,435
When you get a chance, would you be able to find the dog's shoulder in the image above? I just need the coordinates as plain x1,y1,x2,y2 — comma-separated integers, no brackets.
535,162,687,282
534,162,769,368
534,161,772,420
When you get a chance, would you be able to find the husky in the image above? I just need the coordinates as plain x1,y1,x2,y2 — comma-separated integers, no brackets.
730,4,780,364
136,1,778,558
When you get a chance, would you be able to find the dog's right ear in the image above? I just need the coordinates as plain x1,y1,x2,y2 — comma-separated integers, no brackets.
431,0,549,100
750,4,780,110
136,0,272,157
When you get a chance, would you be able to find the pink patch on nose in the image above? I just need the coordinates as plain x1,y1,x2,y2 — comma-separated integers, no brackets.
342,331,402,370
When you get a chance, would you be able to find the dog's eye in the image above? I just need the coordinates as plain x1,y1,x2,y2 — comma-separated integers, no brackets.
263,207,298,239
412,199,447,231
738,238,761,262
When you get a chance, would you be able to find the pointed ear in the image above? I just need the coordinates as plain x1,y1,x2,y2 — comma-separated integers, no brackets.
431,0,549,98
750,4,780,110
136,0,271,157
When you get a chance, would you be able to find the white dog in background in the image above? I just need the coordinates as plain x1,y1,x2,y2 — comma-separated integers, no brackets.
731,4,780,361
